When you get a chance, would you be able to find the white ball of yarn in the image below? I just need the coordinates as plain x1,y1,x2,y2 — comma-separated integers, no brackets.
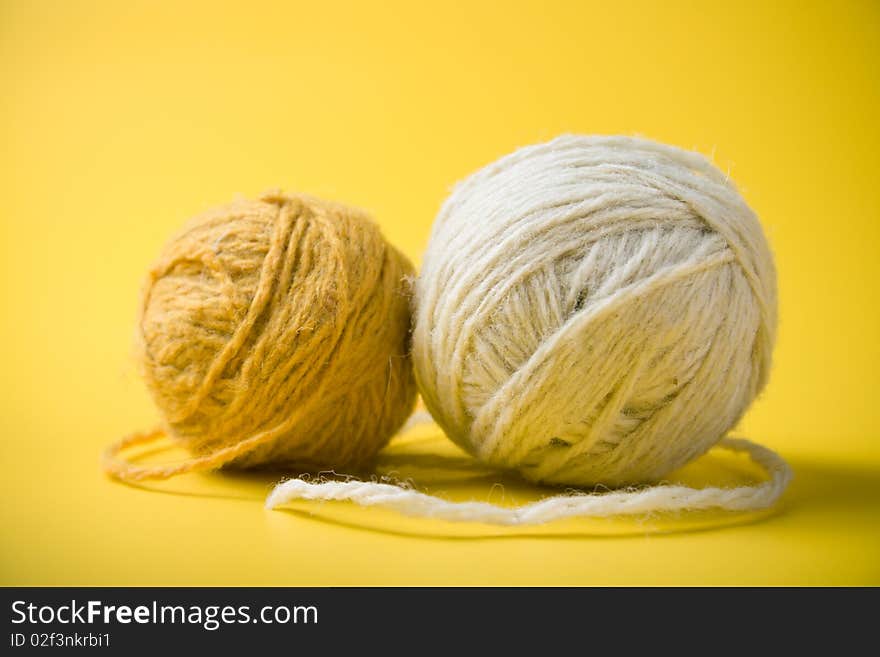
413,135,778,488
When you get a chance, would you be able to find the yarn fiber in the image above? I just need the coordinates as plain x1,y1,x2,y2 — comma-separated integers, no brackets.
413,135,778,488
104,191,416,480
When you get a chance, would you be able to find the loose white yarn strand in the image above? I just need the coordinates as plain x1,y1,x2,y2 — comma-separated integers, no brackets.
265,437,792,526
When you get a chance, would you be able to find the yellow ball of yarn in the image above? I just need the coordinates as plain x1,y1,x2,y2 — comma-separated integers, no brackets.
123,191,416,477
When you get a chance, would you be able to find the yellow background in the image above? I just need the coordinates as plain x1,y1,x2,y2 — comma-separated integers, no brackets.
1,0,878,585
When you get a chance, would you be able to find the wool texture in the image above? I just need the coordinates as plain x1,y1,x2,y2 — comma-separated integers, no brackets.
415,135,778,487
266,135,791,524
104,190,417,481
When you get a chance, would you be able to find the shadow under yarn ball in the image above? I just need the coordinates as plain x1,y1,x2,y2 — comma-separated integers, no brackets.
413,135,778,488
136,191,417,473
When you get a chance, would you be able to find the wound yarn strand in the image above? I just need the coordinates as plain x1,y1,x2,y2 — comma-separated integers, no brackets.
103,191,417,482
413,135,781,489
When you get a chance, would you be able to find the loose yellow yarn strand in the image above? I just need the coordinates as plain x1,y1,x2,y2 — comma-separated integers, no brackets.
102,429,221,481
103,394,428,483
102,406,310,482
